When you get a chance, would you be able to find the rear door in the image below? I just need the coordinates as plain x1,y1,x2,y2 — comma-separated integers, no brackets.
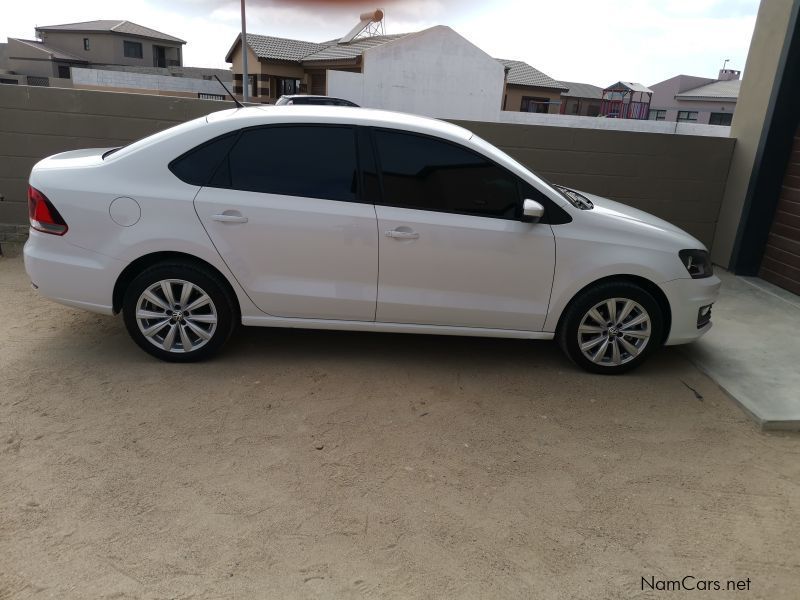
371,129,556,331
193,124,379,321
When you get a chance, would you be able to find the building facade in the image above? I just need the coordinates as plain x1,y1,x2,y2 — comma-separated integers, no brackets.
559,81,603,116
649,70,740,125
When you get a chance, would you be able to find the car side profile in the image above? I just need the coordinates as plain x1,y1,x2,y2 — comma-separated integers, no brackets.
24,106,720,373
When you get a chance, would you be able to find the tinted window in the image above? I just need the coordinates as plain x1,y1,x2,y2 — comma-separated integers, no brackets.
374,130,519,218
169,133,238,186
226,126,357,202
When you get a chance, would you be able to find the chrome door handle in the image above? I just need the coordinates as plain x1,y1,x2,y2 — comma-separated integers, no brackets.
384,229,419,240
212,213,248,224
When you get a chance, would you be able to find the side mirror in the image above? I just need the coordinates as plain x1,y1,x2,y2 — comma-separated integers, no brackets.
522,199,545,223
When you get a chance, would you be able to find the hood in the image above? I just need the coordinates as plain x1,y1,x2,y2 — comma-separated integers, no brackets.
568,189,706,250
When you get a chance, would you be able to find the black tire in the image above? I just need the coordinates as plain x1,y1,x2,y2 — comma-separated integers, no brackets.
557,281,664,375
122,261,237,362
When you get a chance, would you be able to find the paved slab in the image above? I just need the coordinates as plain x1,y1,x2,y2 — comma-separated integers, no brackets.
683,269,800,430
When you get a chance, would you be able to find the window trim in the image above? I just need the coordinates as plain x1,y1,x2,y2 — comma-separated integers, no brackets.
367,126,570,224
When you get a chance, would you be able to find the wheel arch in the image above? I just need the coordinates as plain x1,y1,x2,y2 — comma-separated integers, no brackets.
112,251,241,317
554,274,672,345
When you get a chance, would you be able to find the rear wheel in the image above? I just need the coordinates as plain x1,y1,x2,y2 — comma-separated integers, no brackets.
557,281,664,374
122,263,237,362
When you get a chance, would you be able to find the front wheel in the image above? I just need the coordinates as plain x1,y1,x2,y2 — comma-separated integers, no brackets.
557,281,664,374
122,262,237,362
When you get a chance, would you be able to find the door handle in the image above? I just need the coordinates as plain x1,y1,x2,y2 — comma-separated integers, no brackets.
384,229,419,240
212,213,248,224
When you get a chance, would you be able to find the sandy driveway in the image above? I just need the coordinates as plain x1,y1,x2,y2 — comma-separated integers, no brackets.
1,256,798,599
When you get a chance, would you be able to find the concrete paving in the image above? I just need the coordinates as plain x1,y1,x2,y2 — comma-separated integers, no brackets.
683,269,800,430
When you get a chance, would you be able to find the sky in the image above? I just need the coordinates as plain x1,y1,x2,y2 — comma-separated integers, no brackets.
2,0,760,86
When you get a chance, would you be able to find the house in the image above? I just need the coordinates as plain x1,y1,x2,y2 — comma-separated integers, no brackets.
559,81,604,116
225,14,562,119
497,60,566,114
649,69,741,125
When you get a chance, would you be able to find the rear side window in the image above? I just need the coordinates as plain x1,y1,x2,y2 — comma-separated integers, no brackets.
374,129,520,219
225,126,358,202
169,133,238,186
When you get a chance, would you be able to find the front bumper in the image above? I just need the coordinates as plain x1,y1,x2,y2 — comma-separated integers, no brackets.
660,275,722,345
24,230,124,315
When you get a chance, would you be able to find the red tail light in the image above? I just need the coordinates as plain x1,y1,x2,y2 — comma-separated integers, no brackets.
28,186,68,235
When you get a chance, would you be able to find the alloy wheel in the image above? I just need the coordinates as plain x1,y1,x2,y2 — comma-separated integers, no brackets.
135,279,218,353
577,297,651,367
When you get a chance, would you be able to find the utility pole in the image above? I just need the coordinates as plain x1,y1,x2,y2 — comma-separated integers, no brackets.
240,0,249,104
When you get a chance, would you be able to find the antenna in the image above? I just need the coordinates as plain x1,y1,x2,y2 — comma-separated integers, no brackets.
722,58,730,71
214,75,244,109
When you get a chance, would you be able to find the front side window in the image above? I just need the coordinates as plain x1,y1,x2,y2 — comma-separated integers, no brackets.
124,40,143,59
677,110,698,122
374,129,520,219
224,126,357,202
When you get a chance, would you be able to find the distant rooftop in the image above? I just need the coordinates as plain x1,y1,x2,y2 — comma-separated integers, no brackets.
497,59,566,90
676,79,741,101
604,81,653,93
35,20,185,44
8,38,88,63
560,80,604,99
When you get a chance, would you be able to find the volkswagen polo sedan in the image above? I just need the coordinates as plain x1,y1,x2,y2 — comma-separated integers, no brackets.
24,106,720,373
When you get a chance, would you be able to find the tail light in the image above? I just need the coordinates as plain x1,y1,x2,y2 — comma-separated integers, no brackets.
28,186,68,235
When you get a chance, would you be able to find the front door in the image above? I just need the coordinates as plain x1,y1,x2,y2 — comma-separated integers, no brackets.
371,129,555,330
194,125,378,321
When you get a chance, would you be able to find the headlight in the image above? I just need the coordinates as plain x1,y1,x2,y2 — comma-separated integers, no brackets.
679,249,713,279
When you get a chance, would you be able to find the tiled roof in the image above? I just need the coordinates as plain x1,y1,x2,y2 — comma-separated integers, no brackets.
243,34,325,62
497,59,566,90
301,33,409,62
9,38,88,62
35,20,185,44
560,80,604,99
675,79,741,101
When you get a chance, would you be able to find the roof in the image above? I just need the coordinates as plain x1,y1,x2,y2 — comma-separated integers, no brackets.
675,79,741,101
497,59,566,90
35,20,185,44
560,80,603,99
302,33,409,63
9,38,88,63
232,34,325,63
604,81,653,93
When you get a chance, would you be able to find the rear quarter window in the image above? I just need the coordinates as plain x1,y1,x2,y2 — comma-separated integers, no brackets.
168,133,238,186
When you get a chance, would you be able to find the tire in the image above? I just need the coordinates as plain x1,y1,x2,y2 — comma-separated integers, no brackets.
557,281,664,375
122,261,237,362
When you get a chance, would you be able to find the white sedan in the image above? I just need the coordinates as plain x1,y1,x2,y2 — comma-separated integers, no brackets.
24,106,720,373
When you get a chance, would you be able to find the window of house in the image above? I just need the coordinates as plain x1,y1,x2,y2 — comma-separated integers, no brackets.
520,96,550,113
649,109,666,121
373,129,520,219
57,65,70,79
709,112,733,126
225,126,358,202
83,38,90,51
123,40,143,59
677,111,698,122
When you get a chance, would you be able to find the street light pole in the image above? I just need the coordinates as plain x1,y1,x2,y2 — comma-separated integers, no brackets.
240,0,249,104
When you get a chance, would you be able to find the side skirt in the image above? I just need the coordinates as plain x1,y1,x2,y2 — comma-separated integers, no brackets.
240,315,555,340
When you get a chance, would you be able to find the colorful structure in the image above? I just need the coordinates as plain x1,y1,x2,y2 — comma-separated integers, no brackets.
600,82,653,119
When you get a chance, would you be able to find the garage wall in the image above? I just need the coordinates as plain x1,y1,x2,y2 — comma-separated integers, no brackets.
450,119,735,247
1,85,734,253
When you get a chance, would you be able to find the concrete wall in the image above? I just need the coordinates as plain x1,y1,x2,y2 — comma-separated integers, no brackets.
0,85,734,253
451,120,735,247
712,0,796,267
72,68,227,95
0,85,226,233
329,26,505,121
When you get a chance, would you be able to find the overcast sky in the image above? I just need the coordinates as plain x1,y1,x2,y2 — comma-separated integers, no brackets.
3,0,759,86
